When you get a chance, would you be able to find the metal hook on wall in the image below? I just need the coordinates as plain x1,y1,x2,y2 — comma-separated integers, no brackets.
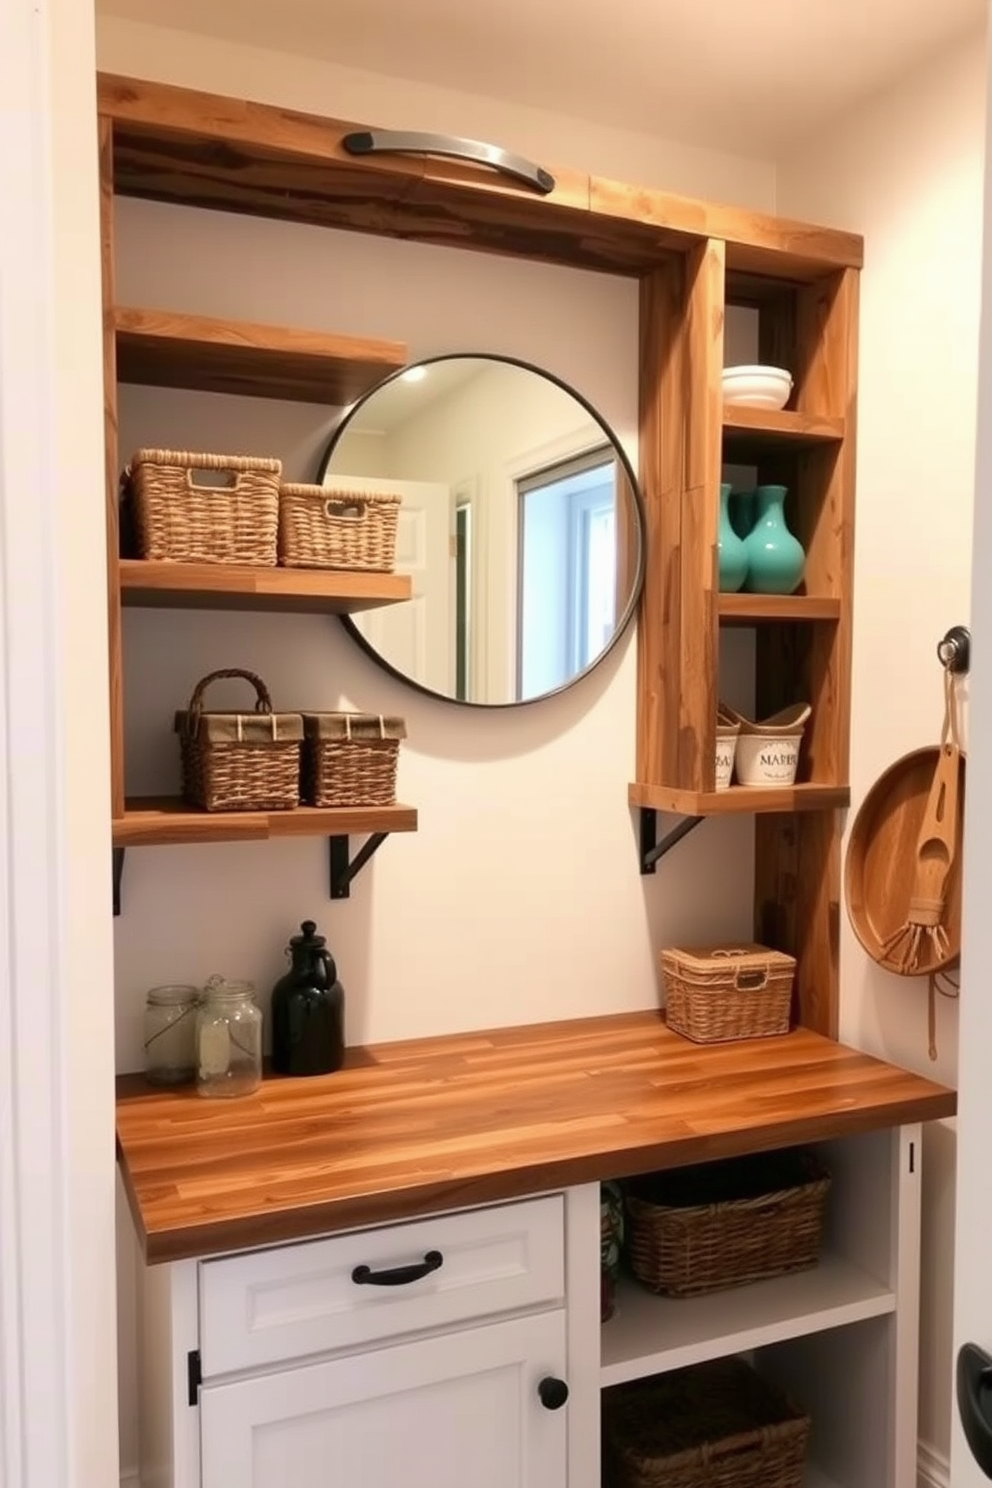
937,625,971,676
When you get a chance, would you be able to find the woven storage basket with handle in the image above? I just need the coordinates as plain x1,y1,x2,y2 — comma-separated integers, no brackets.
661,941,795,1043
302,713,406,808
602,1357,810,1488
279,484,401,571
624,1148,830,1298
175,669,302,812
125,450,281,565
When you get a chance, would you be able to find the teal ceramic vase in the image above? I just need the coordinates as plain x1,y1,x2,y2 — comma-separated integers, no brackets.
717,483,749,593
729,487,756,540
743,485,805,594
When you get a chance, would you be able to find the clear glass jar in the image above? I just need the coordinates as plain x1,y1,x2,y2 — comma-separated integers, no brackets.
144,985,200,1086
196,976,263,1098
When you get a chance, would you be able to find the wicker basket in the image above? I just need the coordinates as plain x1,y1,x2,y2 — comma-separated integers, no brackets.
301,713,406,808
125,450,281,565
279,484,401,571
602,1358,810,1488
624,1149,830,1298
175,669,302,812
661,941,796,1043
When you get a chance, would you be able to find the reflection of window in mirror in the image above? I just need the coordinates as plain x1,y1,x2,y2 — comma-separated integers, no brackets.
516,447,618,702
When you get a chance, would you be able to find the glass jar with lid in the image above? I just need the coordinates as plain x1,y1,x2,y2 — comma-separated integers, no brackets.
196,975,263,1098
143,985,200,1085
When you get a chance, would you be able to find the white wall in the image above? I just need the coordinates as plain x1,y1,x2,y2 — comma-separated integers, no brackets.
778,29,987,1474
99,24,776,1478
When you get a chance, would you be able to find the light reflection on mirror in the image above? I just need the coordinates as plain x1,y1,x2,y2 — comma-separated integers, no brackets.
319,355,644,707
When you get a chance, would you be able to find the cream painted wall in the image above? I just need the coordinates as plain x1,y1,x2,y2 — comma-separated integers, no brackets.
778,29,986,1471
96,16,777,210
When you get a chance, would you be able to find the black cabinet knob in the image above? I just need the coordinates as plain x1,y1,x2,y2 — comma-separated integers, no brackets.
537,1376,569,1410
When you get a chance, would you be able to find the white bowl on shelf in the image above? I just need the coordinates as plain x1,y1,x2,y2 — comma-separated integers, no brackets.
722,365,793,411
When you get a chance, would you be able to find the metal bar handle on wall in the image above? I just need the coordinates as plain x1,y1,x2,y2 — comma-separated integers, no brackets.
341,129,556,196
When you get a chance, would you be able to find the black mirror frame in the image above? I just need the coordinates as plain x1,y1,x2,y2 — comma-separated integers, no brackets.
318,352,647,709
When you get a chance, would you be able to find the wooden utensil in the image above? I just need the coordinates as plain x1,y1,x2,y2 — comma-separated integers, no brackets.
878,740,961,973
845,673,966,978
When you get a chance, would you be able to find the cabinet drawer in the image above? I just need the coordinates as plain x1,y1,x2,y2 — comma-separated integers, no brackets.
199,1194,564,1376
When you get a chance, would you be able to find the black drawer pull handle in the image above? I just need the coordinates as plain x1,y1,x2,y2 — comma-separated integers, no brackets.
341,129,555,196
351,1249,444,1287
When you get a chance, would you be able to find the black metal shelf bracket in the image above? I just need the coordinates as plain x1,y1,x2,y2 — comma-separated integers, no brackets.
639,808,704,873
113,846,126,917
329,832,390,899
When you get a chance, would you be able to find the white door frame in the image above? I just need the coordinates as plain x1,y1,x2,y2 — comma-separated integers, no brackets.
0,3,119,1486
949,22,992,1488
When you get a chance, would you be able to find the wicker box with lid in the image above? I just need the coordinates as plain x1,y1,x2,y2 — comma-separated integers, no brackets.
301,713,406,808
661,941,796,1044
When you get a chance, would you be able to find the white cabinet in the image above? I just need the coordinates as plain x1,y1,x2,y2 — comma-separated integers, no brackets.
200,1311,568,1488
134,1135,920,1488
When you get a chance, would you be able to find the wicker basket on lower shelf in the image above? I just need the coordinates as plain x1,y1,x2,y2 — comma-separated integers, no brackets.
302,713,406,807
624,1148,831,1297
279,484,401,571
175,669,302,813
661,941,796,1043
125,449,281,565
602,1358,811,1488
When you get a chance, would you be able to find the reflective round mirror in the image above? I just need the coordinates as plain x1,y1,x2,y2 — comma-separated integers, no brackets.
319,354,645,706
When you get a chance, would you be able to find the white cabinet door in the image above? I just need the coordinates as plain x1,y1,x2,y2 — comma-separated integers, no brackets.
199,1309,567,1488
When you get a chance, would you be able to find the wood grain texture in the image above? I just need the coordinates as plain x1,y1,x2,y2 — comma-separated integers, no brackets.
752,269,859,1037
636,259,683,787
115,307,407,405
718,596,841,623
722,406,844,454
678,240,725,792
113,797,418,847
119,560,412,613
629,781,850,815
635,244,724,793
97,74,862,281
100,116,125,819
115,1011,954,1263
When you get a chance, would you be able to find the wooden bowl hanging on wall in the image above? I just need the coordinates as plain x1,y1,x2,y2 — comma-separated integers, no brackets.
844,745,966,977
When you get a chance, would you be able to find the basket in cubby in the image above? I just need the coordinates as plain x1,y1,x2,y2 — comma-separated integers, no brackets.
661,941,796,1043
301,713,406,808
175,669,302,812
279,484,401,571
602,1357,810,1488
124,449,281,565
623,1147,830,1298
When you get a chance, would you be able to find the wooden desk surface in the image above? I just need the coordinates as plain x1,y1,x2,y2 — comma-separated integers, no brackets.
116,1011,956,1263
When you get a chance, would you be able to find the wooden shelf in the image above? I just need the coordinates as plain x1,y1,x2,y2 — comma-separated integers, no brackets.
114,306,407,404
629,782,850,815
722,406,845,454
600,1258,895,1387
113,797,418,848
718,594,841,623
119,560,412,613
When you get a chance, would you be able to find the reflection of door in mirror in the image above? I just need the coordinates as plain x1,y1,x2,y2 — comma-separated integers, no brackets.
516,447,618,702
324,474,454,695
321,356,644,706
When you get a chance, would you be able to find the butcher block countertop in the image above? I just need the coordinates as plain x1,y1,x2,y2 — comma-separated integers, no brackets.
116,1011,956,1264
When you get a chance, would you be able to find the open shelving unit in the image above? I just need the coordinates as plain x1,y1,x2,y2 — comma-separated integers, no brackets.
601,1256,894,1387
634,240,858,1036
100,135,421,910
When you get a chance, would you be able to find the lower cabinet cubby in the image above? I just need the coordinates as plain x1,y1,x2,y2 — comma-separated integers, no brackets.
598,1127,918,1488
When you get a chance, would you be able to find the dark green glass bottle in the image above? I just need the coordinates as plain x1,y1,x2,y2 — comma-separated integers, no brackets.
271,920,344,1077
